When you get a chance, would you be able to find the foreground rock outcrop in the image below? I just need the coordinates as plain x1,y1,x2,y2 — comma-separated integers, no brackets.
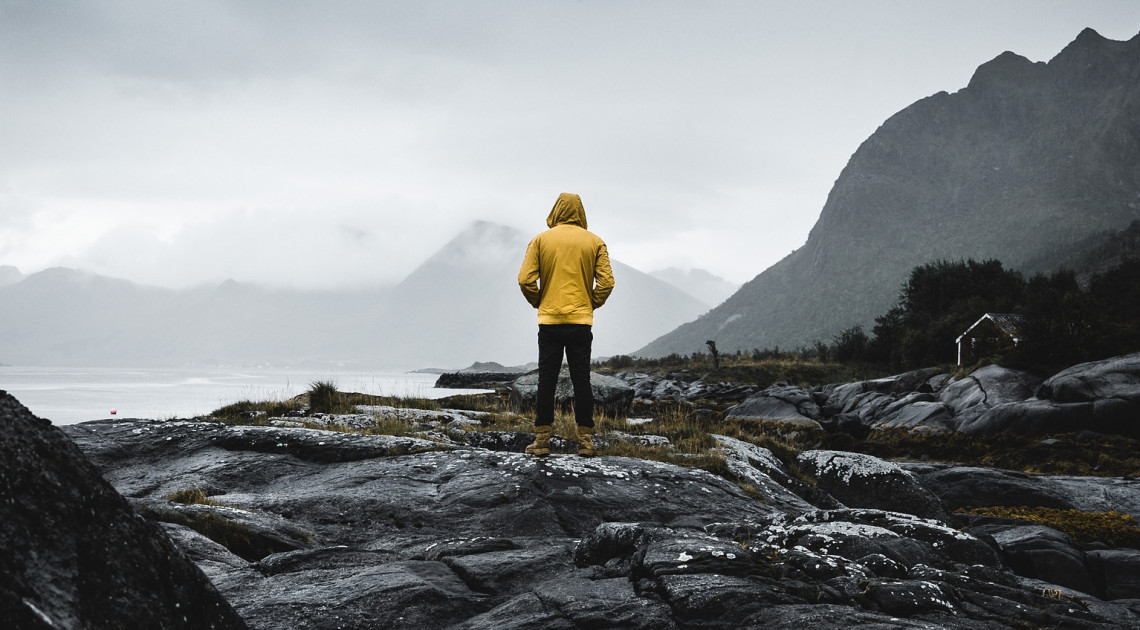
0,392,246,630
40,407,1140,629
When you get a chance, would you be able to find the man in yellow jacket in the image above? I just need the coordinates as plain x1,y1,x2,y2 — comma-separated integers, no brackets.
518,192,615,456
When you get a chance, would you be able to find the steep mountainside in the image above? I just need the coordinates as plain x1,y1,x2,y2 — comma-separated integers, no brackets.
638,28,1140,357
1019,219,1140,282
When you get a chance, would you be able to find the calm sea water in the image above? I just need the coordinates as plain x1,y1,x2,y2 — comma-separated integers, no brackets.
0,366,487,425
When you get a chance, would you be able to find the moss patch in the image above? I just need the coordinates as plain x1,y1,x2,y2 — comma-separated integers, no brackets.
960,506,1140,548
859,430,1140,478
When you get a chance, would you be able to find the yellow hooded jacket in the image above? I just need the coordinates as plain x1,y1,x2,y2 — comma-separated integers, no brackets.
518,193,615,325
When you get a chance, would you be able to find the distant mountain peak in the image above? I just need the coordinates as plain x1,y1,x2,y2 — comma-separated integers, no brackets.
401,221,529,282
1048,26,1140,88
966,50,1042,91
0,265,23,287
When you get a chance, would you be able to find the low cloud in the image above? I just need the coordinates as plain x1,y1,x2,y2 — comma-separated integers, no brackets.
2,1,1138,289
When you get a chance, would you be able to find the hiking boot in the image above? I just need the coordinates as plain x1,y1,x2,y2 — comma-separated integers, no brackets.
525,425,552,457
576,425,596,457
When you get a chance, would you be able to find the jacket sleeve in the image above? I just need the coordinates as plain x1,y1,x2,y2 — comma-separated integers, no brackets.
591,243,614,309
518,239,542,308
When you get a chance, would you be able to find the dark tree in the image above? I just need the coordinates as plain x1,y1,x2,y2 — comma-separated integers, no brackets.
1088,258,1140,356
831,325,870,363
1012,269,1095,369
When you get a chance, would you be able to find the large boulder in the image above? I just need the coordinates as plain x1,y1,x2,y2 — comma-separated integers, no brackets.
979,525,1097,595
725,384,823,429
0,391,247,630
796,450,948,521
509,368,633,417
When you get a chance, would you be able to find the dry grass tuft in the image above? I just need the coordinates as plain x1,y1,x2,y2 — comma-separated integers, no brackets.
167,487,224,506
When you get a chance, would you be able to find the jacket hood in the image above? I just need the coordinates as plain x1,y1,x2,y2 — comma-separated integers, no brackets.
546,192,587,229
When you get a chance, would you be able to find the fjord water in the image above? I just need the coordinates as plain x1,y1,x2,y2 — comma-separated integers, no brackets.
0,366,482,425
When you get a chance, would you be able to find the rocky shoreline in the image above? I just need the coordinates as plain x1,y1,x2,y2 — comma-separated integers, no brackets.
5,353,1140,628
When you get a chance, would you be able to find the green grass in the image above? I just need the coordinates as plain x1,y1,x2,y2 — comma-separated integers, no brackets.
307,380,347,414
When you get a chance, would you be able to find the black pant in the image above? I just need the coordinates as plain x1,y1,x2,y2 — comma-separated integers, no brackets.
535,324,593,428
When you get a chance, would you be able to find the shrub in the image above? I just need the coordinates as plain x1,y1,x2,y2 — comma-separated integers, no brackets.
210,398,302,423
308,380,349,414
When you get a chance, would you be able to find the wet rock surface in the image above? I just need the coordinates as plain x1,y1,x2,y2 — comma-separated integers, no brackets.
0,392,247,630
47,411,1140,629
726,383,823,429
796,450,949,521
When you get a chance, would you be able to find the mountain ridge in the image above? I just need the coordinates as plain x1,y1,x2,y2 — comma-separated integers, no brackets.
638,27,1140,357
0,221,707,368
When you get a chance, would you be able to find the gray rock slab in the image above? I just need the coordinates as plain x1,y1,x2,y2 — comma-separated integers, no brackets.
727,384,821,423
937,365,1040,422
222,557,490,629
987,525,1097,595
917,466,1079,512
959,399,1095,435
873,400,957,434
1087,549,1140,601
1039,352,1140,403
1049,475,1140,522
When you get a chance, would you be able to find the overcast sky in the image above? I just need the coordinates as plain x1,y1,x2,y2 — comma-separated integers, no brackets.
2,1,1139,290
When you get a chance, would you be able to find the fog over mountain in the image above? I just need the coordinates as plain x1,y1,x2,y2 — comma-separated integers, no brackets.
332,221,709,367
0,222,706,369
0,266,23,288
649,268,740,308
639,28,1140,358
